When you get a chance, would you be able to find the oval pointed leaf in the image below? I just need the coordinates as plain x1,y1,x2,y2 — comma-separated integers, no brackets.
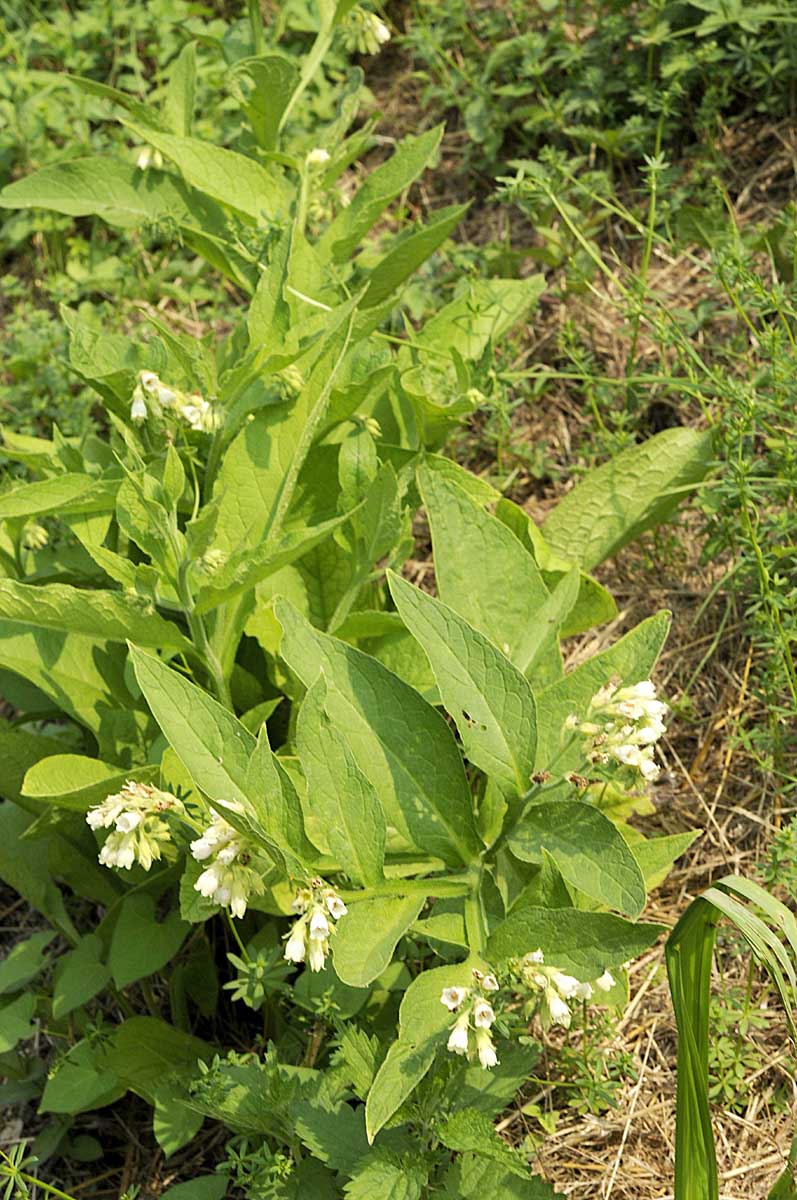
297,677,385,886
276,599,480,866
333,895,424,987
509,800,646,917
543,428,713,571
388,571,536,795
487,904,665,978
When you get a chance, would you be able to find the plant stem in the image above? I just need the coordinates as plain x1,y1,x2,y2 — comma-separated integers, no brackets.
247,0,264,55
337,875,472,901
464,867,486,954
176,558,232,708
0,1158,80,1200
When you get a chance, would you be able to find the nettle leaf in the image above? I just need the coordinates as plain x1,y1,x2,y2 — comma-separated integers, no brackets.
52,934,111,1019
365,962,477,1142
123,122,291,220
487,904,665,978
22,755,159,813
154,1082,205,1156
0,932,53,996
534,611,671,773
109,895,189,989
418,465,558,676
333,896,424,988
509,801,647,917
0,579,193,655
543,428,713,571
442,1153,564,1199
276,599,480,866
293,1099,371,1175
388,572,537,796
437,1108,530,1178
343,1148,429,1200
297,676,386,886
321,126,444,262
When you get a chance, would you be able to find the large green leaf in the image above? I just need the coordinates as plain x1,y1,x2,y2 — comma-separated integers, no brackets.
0,474,117,521
52,934,111,1019
0,622,140,742
130,646,306,864
130,645,253,809
534,612,670,773
22,755,159,813
0,931,53,996
0,579,192,654
362,203,468,308
39,1039,126,1114
101,1016,211,1103
22,753,159,811
229,54,299,150
0,802,77,941
275,599,480,866
321,127,444,262
365,962,476,1142
418,465,557,675
388,572,537,796
210,302,356,557
487,903,665,977
195,512,355,613
123,122,290,220
296,676,386,885
508,800,646,917
333,896,424,988
543,428,713,571
0,157,228,231
414,277,545,363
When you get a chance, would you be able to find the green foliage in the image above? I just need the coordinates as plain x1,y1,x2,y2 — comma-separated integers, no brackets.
403,0,797,179
0,4,712,1196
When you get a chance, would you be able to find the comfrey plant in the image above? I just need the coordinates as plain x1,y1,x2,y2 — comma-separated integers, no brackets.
0,13,712,1192
0,426,705,1191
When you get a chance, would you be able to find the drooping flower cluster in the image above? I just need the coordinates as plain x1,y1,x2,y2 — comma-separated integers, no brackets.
519,949,615,1031
22,523,49,551
130,370,215,432
283,879,348,972
441,968,500,1070
340,6,391,55
190,815,266,919
87,781,183,870
566,678,668,782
